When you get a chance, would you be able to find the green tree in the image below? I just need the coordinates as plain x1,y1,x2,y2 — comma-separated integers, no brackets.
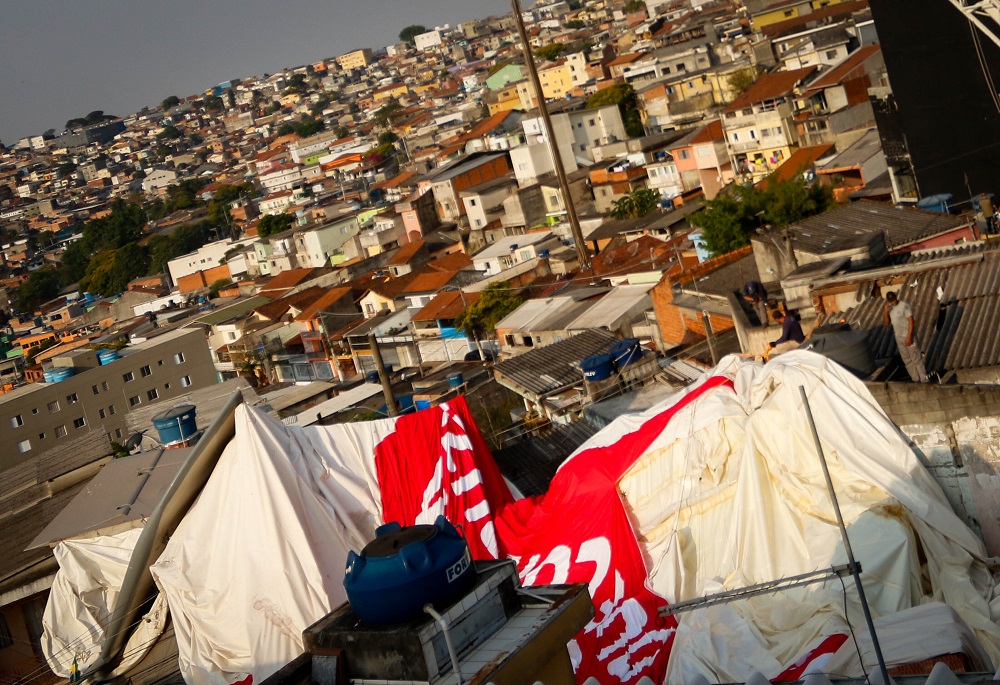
334,126,349,138
257,213,294,238
373,100,403,128
727,67,761,96
157,125,183,141
585,82,644,137
565,19,586,29
624,0,645,11
17,266,62,313
209,278,232,297
454,282,523,340
58,161,77,176
535,43,566,61
399,24,427,46
58,200,147,285
689,175,834,256
207,183,256,228
610,188,660,220
294,117,325,137
378,131,399,145
80,243,151,296
161,95,181,111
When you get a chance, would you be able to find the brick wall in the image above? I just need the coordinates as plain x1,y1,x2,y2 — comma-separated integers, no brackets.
650,246,752,347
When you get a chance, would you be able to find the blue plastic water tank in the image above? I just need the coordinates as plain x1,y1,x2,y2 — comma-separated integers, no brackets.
97,349,120,365
151,404,198,445
50,367,74,383
447,372,464,388
344,515,476,625
581,354,615,381
916,194,953,214
365,370,380,383
43,369,55,383
610,338,642,367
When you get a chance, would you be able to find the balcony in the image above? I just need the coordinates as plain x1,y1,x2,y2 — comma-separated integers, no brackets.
730,140,761,154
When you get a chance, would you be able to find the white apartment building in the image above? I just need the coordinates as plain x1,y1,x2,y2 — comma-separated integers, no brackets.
167,238,254,287
521,105,627,168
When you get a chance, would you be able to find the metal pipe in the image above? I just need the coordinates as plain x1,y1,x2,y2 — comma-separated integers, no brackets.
368,331,397,417
799,385,890,685
423,604,463,685
509,0,591,272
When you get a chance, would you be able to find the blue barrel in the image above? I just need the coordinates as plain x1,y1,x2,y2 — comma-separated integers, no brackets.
384,363,394,374
344,516,475,625
97,349,120,365
610,338,642,367
365,370,380,383
152,404,198,445
50,367,74,383
415,400,431,411
581,354,615,381
447,372,464,388
43,369,55,383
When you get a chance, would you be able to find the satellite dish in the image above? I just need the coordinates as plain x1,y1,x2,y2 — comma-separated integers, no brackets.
124,432,146,452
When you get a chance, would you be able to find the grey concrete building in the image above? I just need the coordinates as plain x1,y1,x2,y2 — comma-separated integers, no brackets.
0,328,217,471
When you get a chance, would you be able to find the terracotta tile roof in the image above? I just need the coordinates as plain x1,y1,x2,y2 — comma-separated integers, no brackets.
803,45,882,92
371,170,418,190
426,252,473,272
260,268,320,295
756,144,834,189
385,239,426,266
607,52,650,67
400,269,458,295
691,119,724,144
760,0,869,38
412,290,481,322
294,287,356,322
725,66,818,112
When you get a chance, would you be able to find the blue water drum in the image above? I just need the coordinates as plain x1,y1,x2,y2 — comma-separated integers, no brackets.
97,348,120,365
50,367,74,383
43,369,55,383
581,354,615,381
447,372,464,388
610,338,642,368
344,515,476,625
151,404,197,445
365,370,380,383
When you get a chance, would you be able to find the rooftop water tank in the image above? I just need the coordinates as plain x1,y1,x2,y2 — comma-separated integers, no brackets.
49,367,74,383
447,372,464,388
151,404,198,446
916,193,953,214
97,348,120,365
344,516,475,625
803,326,877,378
581,354,615,382
610,338,642,368
366,370,380,383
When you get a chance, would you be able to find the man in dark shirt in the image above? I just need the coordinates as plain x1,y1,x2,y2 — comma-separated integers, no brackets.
767,309,805,356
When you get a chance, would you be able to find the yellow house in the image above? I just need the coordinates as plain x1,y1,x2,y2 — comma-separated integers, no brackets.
279,92,302,107
515,62,572,110
373,82,409,103
752,0,849,29
488,84,522,116
336,48,372,71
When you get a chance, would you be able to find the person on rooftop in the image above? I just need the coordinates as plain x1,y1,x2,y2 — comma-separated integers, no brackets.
884,291,929,383
767,308,804,357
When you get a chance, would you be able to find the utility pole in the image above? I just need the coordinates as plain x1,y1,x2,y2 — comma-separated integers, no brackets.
368,331,397,417
510,0,591,272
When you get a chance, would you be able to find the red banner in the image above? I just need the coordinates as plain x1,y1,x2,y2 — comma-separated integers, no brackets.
374,378,734,684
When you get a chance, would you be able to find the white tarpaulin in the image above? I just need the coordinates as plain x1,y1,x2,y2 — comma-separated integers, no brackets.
40,352,1000,685
149,406,392,685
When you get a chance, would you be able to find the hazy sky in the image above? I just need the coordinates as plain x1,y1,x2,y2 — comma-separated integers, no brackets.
0,0,512,144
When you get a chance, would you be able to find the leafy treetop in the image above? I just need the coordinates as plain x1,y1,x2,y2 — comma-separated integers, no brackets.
257,213,295,239
399,25,428,46
454,282,523,340
689,174,835,256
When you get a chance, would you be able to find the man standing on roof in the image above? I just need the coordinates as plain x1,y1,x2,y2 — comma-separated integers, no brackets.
884,291,929,383
766,308,804,357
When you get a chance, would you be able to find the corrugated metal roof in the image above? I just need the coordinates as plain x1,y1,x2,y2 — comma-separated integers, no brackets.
818,248,1000,373
782,200,972,255
493,422,599,497
493,329,619,397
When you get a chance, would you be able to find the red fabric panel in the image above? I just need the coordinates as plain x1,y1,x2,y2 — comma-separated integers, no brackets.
772,633,850,682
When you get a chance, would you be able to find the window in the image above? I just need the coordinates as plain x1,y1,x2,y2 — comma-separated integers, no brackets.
10,415,23,428
129,396,141,407
469,198,477,206
123,371,134,382
504,334,516,346
31,407,38,415
73,417,86,429
99,408,106,419
66,393,79,404
92,384,100,395
164,382,170,390
825,50,838,59
140,365,151,377
115,428,123,439
147,389,159,401
55,425,67,438
108,404,116,415
750,130,757,140
173,352,185,364
38,432,45,440
17,439,31,454
589,118,596,126
157,359,163,366
227,332,238,341
101,381,109,391
678,150,690,160
523,335,534,347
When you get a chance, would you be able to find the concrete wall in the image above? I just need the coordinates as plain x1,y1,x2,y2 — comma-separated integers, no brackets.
866,382,1000,555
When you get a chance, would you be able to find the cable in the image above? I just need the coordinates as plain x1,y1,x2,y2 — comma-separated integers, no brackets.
970,19,1000,114
839,571,869,683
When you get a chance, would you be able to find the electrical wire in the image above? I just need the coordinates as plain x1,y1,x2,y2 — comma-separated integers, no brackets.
839,571,869,683
970,18,1000,114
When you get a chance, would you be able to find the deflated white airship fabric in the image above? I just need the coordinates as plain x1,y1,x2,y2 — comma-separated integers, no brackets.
149,407,391,685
